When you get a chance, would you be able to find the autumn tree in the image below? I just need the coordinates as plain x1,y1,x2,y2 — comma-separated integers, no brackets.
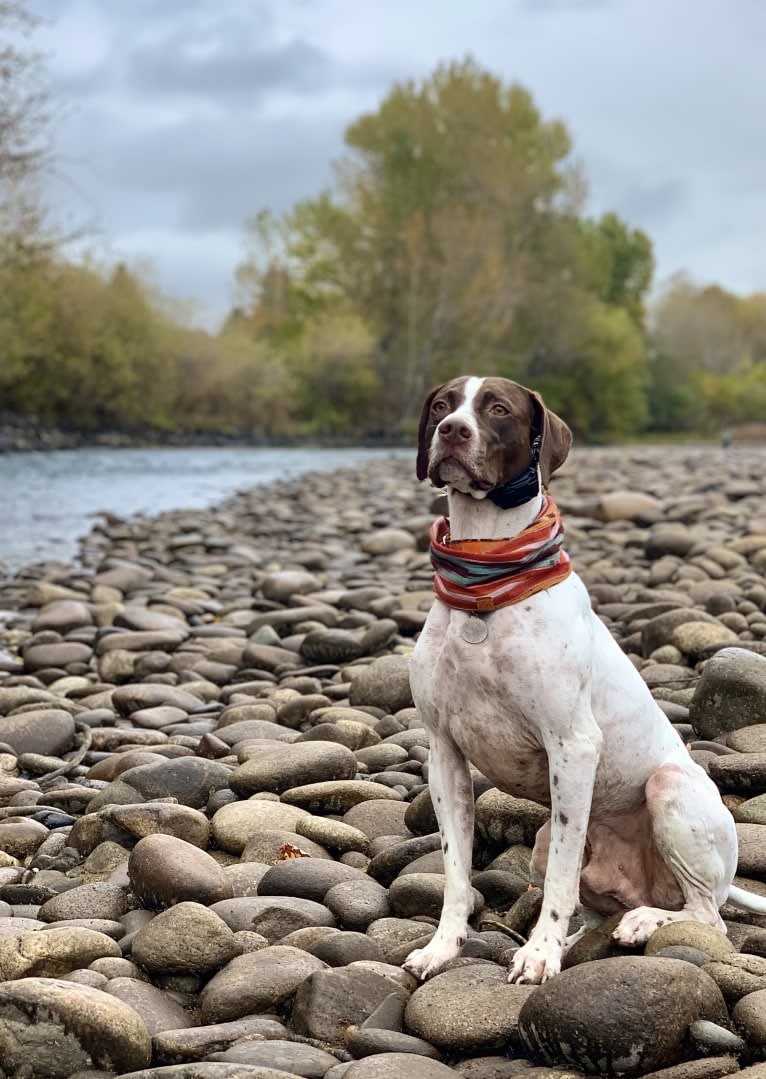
0,1,49,250
649,277,766,430
236,59,654,440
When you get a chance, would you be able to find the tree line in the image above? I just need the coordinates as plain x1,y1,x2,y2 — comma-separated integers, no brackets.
1,17,763,443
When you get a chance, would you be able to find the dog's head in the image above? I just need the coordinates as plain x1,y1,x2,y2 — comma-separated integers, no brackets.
416,376,572,496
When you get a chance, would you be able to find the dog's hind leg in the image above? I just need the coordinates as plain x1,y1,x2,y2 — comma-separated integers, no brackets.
612,762,737,946
403,733,475,980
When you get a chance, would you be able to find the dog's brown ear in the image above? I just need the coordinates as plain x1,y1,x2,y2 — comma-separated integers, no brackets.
416,384,444,482
530,391,572,486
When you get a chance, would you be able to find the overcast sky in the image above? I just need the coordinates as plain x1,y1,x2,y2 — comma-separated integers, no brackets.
32,0,766,328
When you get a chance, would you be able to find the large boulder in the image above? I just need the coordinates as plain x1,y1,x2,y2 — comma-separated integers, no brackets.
518,957,727,1076
0,977,151,1077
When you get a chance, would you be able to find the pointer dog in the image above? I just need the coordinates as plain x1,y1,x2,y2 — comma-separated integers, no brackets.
403,375,766,985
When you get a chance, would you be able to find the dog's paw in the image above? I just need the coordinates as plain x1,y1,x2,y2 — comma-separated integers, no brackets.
612,906,671,947
402,941,459,981
508,941,561,985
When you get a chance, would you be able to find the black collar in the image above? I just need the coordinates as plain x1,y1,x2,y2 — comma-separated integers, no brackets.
486,401,543,510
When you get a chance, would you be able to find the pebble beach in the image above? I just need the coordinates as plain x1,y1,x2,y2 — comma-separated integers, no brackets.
1,445,766,1078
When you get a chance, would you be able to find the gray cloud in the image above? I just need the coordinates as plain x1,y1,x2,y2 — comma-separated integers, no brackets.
128,35,333,100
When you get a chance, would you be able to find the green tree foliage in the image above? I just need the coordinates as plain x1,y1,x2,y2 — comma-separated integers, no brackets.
2,49,758,443
236,59,654,440
650,276,766,431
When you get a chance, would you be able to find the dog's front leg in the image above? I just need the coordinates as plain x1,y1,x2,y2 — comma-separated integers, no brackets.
403,732,475,980
509,719,602,985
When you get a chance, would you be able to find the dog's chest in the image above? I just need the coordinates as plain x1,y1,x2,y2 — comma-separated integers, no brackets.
411,608,551,803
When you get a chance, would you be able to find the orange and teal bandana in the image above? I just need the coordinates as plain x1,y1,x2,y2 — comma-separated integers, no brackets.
429,495,572,613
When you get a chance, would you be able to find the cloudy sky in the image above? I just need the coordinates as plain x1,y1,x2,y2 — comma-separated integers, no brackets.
32,0,766,328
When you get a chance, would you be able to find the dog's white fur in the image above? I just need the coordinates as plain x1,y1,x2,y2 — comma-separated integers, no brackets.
403,377,764,985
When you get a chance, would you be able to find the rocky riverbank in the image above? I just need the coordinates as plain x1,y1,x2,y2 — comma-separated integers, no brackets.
0,446,766,1078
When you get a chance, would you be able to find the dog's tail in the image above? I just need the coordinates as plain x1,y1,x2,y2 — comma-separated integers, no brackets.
727,884,766,914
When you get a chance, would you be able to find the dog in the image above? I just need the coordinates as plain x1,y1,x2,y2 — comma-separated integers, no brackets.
402,375,766,985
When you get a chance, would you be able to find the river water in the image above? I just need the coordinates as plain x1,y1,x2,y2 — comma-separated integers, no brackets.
0,446,408,574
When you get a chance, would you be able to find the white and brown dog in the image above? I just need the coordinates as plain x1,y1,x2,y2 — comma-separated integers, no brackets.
403,375,766,986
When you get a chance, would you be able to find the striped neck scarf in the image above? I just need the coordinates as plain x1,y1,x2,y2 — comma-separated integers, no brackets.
429,494,572,613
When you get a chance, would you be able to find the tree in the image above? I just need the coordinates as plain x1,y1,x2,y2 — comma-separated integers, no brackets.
577,212,654,328
0,1,49,249
235,59,653,439
649,278,766,431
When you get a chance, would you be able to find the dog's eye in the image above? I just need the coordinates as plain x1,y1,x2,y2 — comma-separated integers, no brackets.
490,403,509,416
432,400,448,414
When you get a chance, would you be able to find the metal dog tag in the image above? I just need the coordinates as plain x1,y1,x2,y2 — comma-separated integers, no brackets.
461,614,489,644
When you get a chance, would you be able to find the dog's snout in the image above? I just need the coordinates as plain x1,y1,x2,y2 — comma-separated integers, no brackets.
439,419,472,443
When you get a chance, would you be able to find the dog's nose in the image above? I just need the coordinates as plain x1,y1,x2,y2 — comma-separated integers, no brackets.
439,419,472,443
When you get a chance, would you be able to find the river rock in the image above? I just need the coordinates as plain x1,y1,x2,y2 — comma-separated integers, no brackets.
300,629,365,664
390,872,483,920
732,988,766,1052
131,902,240,974
112,683,204,715
0,926,121,979
23,640,92,669
345,1056,457,1078
641,609,718,657
200,945,327,1023
0,977,151,1076
728,724,766,753
361,528,416,556
241,641,302,672
349,655,414,712
644,921,736,959
210,1038,338,1075
733,793,766,825
344,799,411,840
105,802,211,847
282,780,403,813
261,569,321,602
645,525,696,559
325,878,391,930
103,977,191,1037
118,757,232,808
38,881,131,923
405,964,532,1050
128,834,233,908
689,648,766,739
672,622,738,660
219,724,299,752
229,741,357,795
293,966,409,1044
118,1064,299,1078
710,754,766,795
518,957,727,1076
294,814,370,855
32,599,93,632
703,952,766,1000
0,708,75,756
153,1018,289,1064
212,800,311,853
475,788,550,849
240,828,332,864
597,491,662,522
735,824,766,877
257,858,366,902
0,819,49,857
